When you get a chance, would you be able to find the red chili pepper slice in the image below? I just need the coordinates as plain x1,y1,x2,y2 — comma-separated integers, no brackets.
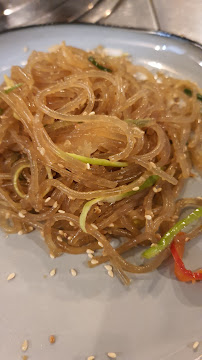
170,232,202,282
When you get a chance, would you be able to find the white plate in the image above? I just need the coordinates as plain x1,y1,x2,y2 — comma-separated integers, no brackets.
0,24,202,360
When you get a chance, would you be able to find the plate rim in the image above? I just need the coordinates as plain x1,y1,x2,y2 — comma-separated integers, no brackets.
0,22,201,50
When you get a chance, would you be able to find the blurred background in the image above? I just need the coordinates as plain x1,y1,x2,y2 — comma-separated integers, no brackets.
0,0,201,44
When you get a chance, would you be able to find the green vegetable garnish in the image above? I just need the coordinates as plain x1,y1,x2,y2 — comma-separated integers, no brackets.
125,118,153,127
88,56,112,73
197,93,202,102
66,152,128,167
184,88,192,97
0,108,4,115
183,88,202,102
142,207,202,259
79,175,159,232
4,83,22,94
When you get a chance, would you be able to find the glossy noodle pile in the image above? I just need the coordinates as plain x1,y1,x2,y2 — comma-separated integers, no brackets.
0,43,202,285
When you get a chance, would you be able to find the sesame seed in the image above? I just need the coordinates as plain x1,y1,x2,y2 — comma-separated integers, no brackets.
18,230,23,235
70,268,77,277
151,243,157,247
89,111,95,115
155,233,161,240
145,214,152,220
5,212,10,219
67,235,72,240
58,230,64,235
94,206,101,214
88,253,93,259
50,254,55,259
91,259,98,265
21,339,28,351
86,249,94,254
49,335,55,344
50,268,56,276
18,211,26,218
150,161,156,168
45,197,51,203
108,270,114,278
28,226,33,231
98,201,104,206
91,224,98,229
37,146,45,156
7,272,16,281
58,209,65,213
82,111,87,115
185,237,190,242
104,265,112,271
193,341,199,350
132,186,140,191
107,352,116,358
86,163,91,170
68,195,75,200
58,163,64,168
23,46,28,53
108,223,114,227
98,241,103,247
57,235,63,242
69,221,74,226
153,187,162,193
53,201,58,208
87,356,95,360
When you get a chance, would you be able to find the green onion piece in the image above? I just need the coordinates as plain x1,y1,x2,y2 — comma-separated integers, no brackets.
4,83,22,94
125,118,153,127
142,207,202,259
79,174,159,232
0,108,4,115
197,93,202,102
88,56,112,73
184,88,192,97
66,152,128,167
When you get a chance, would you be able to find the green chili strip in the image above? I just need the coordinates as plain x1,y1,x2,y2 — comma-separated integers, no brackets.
79,174,158,232
142,207,202,259
4,83,22,94
197,93,202,102
0,108,4,115
88,56,112,73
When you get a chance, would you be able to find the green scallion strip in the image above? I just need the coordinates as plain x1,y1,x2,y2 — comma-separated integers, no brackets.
142,207,202,259
4,83,22,94
184,88,192,97
197,93,202,102
66,152,128,167
0,108,4,115
79,174,159,232
125,118,153,127
88,56,112,73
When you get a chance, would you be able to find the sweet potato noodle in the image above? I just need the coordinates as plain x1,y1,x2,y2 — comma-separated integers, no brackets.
0,43,202,285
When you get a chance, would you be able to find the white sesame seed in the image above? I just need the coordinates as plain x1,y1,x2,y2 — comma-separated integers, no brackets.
58,209,65,213
57,235,63,242
86,163,91,170
50,254,55,259
69,221,74,226
104,265,112,271
82,111,87,115
108,270,114,278
91,259,98,265
193,341,199,350
18,211,25,218
89,111,95,115
185,237,190,242
150,161,156,168
18,230,23,235
91,224,98,229
58,230,64,235
53,201,58,208
132,186,140,191
67,235,72,240
108,223,114,227
88,253,93,259
37,146,45,156
87,356,95,360
107,352,116,358
50,268,56,277
98,241,103,247
45,197,51,203
151,243,157,247
68,195,75,200
70,268,77,277
153,187,162,193
7,272,16,281
145,214,152,220
21,339,28,351
86,249,94,254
